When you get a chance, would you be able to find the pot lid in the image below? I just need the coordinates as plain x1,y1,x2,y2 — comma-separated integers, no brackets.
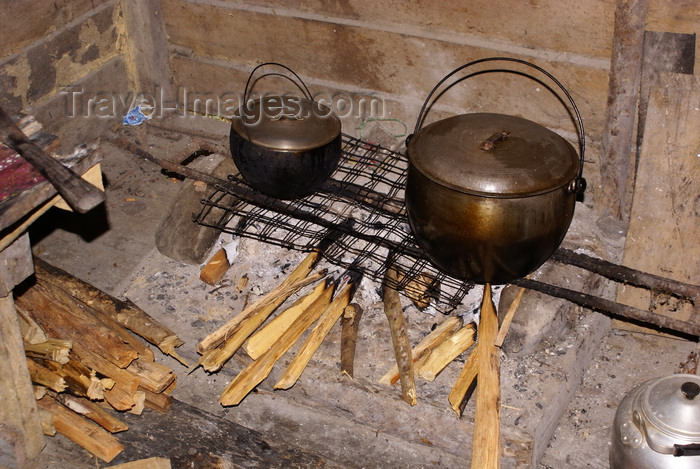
232,95,341,151
407,113,579,197
639,374,700,445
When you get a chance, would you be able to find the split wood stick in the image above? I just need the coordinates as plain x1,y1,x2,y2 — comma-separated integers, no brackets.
37,395,125,463
34,385,48,400
109,457,172,469
340,303,364,378
33,257,186,364
103,383,140,412
140,386,173,413
125,358,175,394
196,272,327,373
197,250,324,354
24,338,72,364
26,358,66,393
15,306,47,344
71,343,141,396
162,376,176,396
471,284,501,469
37,279,155,362
200,248,231,285
379,316,463,386
275,281,356,389
401,270,438,310
448,348,479,417
127,390,146,415
106,457,172,469
416,323,476,382
101,377,116,391
54,393,128,433
220,285,336,406
40,358,104,400
494,286,525,347
38,408,56,436
15,283,138,369
383,266,416,406
244,280,328,360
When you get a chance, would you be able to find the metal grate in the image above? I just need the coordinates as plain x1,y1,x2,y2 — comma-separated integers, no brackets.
195,134,474,314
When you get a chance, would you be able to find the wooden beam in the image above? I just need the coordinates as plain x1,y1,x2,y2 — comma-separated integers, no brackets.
599,0,649,224
0,294,45,466
120,0,175,101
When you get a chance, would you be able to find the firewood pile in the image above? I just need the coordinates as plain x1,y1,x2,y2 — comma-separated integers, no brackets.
15,258,186,463
193,243,524,425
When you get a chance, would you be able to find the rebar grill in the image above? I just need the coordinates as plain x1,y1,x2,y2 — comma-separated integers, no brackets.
195,134,475,314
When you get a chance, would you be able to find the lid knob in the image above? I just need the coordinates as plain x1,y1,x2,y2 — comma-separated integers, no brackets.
681,381,700,400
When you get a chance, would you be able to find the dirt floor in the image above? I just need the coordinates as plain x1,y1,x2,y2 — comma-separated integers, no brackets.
25,116,698,468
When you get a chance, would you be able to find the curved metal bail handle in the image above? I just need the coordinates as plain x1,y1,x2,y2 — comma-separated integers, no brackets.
410,57,586,192
240,63,315,145
242,62,314,108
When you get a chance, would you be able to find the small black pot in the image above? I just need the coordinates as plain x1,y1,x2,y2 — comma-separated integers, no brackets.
230,64,342,200
230,95,341,200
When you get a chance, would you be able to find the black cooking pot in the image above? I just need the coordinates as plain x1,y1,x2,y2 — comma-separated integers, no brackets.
405,57,586,284
230,63,342,200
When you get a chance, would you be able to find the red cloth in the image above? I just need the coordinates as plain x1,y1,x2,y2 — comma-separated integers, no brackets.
0,143,46,204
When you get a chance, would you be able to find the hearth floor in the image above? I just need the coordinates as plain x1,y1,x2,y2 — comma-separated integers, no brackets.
25,116,697,468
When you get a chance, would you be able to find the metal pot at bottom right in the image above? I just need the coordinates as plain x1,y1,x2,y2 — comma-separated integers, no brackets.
610,374,700,469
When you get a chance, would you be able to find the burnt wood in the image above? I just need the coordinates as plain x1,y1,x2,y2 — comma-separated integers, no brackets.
512,277,699,338
552,248,699,302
